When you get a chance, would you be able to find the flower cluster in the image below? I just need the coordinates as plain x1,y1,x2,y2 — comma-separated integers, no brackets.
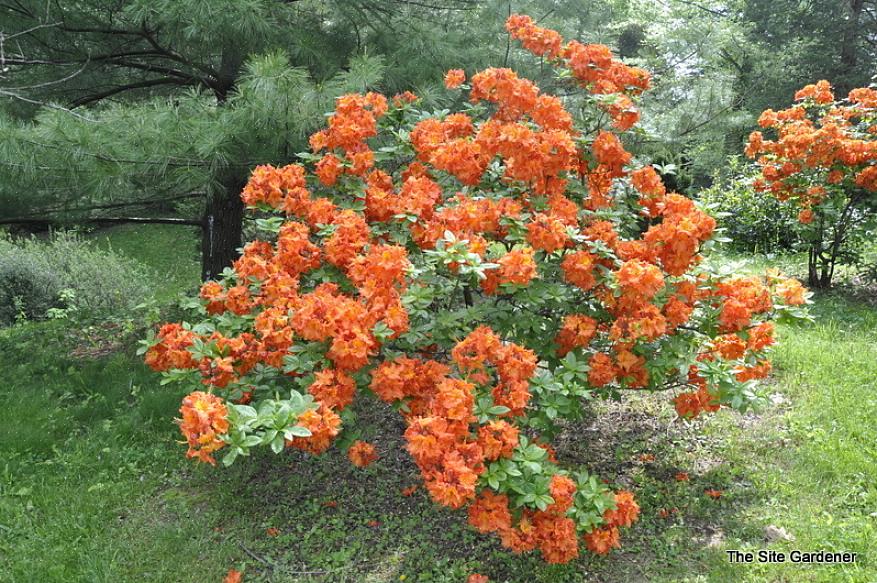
746,80,877,221
144,14,808,565
178,391,229,465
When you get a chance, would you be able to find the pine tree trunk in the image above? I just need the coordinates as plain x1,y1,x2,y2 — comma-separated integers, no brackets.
838,0,864,95
200,174,245,281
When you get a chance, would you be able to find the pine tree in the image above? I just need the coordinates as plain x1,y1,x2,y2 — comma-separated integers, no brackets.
0,0,480,278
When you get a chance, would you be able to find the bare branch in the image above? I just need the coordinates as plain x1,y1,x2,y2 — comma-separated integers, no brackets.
2,60,87,90
0,87,99,121
0,21,61,41
69,77,193,107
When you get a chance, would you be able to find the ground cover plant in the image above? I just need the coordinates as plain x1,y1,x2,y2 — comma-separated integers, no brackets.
0,231,151,326
142,14,811,568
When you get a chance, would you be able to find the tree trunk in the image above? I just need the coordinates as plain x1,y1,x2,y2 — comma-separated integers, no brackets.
807,245,821,289
201,173,245,281
838,0,864,95
197,44,248,281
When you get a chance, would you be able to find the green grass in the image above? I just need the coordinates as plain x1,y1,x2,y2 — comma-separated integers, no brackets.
89,223,201,302
0,237,875,582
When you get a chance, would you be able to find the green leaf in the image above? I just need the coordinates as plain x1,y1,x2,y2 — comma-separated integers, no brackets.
222,449,239,467
286,425,312,438
270,434,285,454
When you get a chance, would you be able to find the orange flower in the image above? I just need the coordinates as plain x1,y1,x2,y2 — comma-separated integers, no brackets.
477,420,519,461
401,485,418,496
444,69,466,89
616,259,664,298
588,352,618,387
526,213,569,252
178,391,229,465
468,490,513,534
422,451,480,509
798,208,814,223
348,440,379,468
287,405,342,455
308,369,357,411
712,334,746,360
242,163,308,210
775,277,807,306
533,513,579,563
794,79,834,103
631,165,666,214
315,153,343,186
592,131,631,177
266,527,280,537
735,360,772,382
584,526,620,555
467,575,490,583
506,14,563,58
432,378,476,422
555,314,597,356
482,247,538,294
561,250,598,291
674,385,720,419
392,90,418,106
547,474,577,513
144,323,198,372
675,472,690,482
705,489,723,499
748,322,775,351
603,490,640,528
223,569,243,583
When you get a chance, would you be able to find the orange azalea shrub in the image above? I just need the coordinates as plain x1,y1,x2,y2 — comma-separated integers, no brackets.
142,14,809,564
746,80,877,288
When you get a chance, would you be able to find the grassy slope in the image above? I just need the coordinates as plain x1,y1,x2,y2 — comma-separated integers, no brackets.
89,223,201,302
0,230,874,582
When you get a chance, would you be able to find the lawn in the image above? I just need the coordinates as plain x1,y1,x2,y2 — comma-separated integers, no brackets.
0,227,874,582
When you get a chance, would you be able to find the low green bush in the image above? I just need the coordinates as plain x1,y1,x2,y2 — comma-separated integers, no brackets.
0,231,151,326
699,158,802,255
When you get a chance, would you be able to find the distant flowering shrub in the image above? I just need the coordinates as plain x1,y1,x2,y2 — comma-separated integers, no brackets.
143,14,809,564
746,80,877,287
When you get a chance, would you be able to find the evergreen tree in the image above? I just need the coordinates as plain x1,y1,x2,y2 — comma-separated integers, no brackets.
0,0,479,278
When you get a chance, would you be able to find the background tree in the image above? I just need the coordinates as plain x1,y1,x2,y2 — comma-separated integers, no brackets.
5,0,876,279
0,0,482,279
608,0,877,188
